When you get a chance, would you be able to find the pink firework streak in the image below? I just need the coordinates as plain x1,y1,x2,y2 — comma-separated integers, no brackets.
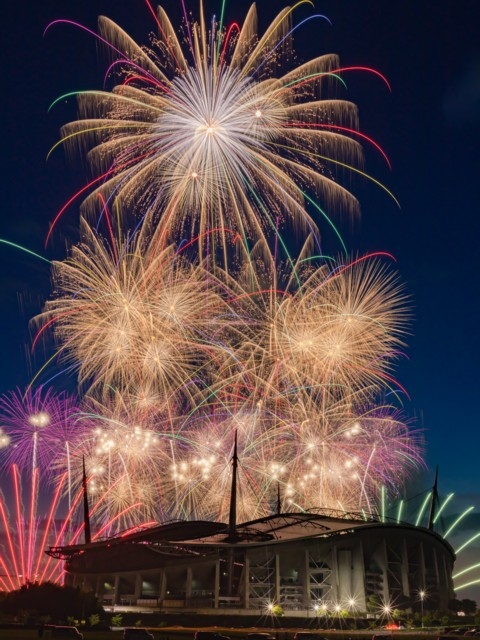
0,464,157,591
0,465,83,589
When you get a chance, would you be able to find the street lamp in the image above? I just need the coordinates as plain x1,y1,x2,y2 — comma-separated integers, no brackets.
319,602,329,627
382,603,392,619
348,597,358,627
419,590,426,628
313,603,320,628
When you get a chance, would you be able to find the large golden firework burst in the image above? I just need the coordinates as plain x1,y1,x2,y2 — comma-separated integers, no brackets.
52,2,369,270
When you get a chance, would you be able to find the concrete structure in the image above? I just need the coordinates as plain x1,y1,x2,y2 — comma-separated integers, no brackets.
49,510,455,616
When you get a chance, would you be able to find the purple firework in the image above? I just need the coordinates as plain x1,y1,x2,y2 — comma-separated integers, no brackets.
0,386,82,479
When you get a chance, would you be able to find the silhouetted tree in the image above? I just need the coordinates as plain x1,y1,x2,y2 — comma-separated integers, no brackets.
449,597,477,616
0,582,102,623
459,598,477,615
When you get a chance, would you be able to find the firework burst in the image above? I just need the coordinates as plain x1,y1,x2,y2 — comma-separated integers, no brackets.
35,219,233,403
226,249,411,405
31,226,422,525
47,2,386,269
69,391,173,525
0,386,80,478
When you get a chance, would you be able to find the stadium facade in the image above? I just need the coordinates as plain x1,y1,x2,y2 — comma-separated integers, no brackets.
49,510,455,616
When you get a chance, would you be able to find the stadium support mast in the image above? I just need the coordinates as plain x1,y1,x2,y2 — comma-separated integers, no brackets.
82,456,92,544
428,465,439,531
228,430,238,542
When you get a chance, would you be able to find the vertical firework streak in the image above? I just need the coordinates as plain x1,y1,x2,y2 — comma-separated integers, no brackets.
0,465,68,588
0,463,158,589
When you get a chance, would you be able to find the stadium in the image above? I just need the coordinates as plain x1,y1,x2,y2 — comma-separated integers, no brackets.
49,461,455,618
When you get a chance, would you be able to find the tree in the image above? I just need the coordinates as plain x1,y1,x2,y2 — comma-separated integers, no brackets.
89,613,100,627
271,604,284,617
0,582,102,623
392,608,404,621
367,594,381,614
459,599,477,615
111,613,123,627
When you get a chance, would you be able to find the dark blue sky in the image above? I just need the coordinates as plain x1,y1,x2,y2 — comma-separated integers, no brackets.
1,0,480,599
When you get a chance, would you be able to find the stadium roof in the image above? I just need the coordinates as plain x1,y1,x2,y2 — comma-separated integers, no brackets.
48,508,453,561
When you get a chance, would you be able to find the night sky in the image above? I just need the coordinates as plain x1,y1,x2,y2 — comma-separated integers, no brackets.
1,0,480,602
